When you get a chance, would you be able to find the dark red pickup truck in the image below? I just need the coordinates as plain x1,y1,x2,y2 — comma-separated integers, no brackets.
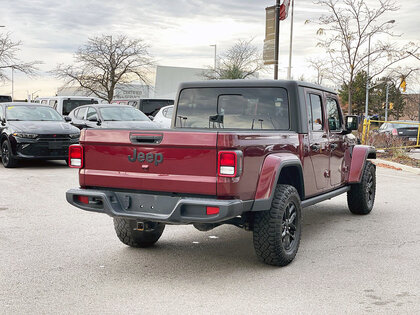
66,80,376,266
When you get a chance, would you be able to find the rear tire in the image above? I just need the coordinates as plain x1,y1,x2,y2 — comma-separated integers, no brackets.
113,218,165,248
347,161,376,215
1,140,18,168
253,185,302,266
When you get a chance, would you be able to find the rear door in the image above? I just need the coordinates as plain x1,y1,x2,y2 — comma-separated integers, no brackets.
325,96,346,187
305,89,329,192
81,130,218,196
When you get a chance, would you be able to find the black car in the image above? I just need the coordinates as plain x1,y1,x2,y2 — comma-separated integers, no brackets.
0,102,80,168
0,95,12,103
67,104,158,129
378,121,420,142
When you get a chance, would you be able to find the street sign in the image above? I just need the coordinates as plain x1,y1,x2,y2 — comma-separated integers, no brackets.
263,6,276,65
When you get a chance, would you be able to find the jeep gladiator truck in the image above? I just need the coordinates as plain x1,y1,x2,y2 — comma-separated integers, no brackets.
66,80,376,266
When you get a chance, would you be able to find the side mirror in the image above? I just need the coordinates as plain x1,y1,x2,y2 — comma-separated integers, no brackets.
96,119,102,126
148,115,154,121
1,118,5,126
64,116,72,122
345,115,358,131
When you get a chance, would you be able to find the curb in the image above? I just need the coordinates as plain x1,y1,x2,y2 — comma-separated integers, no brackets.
373,158,420,175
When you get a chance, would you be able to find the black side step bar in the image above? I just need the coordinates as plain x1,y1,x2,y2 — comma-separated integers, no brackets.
301,186,351,208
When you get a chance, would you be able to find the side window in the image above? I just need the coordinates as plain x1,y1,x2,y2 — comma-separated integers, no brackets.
49,100,55,107
41,100,47,105
76,107,87,119
326,98,343,131
307,93,324,131
86,107,97,120
0,106,3,120
53,101,58,110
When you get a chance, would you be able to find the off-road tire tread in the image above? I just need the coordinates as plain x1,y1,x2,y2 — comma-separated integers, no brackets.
253,185,301,266
113,218,165,248
347,161,376,215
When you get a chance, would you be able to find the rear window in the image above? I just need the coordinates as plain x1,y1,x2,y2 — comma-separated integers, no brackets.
62,99,99,115
141,100,174,116
175,88,289,130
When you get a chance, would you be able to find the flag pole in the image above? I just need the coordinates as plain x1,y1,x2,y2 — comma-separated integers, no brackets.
287,0,294,80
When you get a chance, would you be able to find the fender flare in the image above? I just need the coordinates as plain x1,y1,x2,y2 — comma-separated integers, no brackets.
348,145,376,183
252,153,304,211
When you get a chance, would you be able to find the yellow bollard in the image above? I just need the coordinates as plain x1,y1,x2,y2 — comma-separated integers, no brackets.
361,118,368,145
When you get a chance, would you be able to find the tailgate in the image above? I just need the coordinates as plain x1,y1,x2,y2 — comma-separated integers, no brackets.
80,129,218,195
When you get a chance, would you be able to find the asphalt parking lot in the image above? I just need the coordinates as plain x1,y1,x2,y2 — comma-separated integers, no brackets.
0,161,419,314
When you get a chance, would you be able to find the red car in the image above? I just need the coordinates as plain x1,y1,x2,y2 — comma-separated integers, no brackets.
66,80,376,266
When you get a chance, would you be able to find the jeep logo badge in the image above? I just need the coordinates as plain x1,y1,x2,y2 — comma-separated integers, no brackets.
128,149,163,166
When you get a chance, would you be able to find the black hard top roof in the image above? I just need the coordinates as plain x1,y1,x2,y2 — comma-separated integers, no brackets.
178,79,337,95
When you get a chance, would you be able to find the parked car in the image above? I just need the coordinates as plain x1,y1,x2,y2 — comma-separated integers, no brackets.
112,98,174,116
378,121,420,142
34,96,101,116
67,104,158,129
153,105,173,128
66,80,376,267
0,102,80,167
0,95,12,103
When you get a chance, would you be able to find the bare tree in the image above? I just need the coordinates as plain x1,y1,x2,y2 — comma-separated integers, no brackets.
0,33,41,82
53,35,154,102
307,58,330,85
203,39,265,80
403,93,420,121
309,0,419,114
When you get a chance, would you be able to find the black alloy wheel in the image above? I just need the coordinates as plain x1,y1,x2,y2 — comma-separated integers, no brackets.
366,171,375,209
1,141,17,168
281,202,298,252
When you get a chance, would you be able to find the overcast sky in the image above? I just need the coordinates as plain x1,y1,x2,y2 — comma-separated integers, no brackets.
1,0,419,99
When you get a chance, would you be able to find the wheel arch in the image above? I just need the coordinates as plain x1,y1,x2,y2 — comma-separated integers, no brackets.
349,145,376,183
252,153,304,211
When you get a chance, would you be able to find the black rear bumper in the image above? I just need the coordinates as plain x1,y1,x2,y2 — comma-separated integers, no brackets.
66,188,252,224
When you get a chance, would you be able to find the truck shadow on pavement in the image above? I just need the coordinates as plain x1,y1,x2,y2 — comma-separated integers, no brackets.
98,202,361,278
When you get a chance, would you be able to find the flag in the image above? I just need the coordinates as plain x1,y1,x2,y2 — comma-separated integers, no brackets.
279,0,291,20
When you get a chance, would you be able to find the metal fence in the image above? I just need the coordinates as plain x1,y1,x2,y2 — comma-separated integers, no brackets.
361,119,420,150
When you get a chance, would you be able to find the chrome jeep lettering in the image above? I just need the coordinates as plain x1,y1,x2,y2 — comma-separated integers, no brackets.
128,149,163,166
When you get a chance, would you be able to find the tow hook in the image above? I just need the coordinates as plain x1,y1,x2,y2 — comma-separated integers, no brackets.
135,221,156,231
136,222,145,231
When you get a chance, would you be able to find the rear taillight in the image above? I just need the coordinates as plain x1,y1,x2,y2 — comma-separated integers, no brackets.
218,151,242,177
69,144,83,168
392,128,398,136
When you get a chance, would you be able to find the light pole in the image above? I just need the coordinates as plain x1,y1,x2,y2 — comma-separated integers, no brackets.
210,44,217,72
274,0,280,80
384,81,391,121
287,0,295,80
11,66,14,101
364,19,395,120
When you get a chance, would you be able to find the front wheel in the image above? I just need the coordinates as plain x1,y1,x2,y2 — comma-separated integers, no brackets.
347,161,376,215
1,140,17,168
253,185,302,266
113,218,165,248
